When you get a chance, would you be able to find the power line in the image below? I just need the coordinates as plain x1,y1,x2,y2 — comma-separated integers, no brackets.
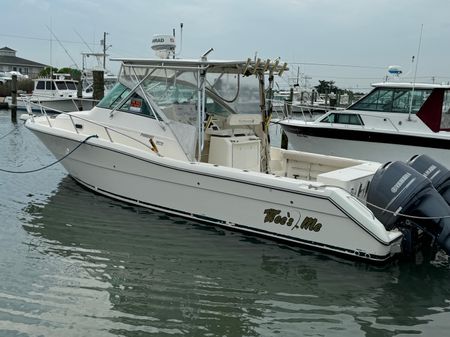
0,32,97,46
288,61,386,69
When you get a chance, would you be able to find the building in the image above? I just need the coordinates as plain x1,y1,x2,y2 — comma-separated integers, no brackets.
0,47,47,78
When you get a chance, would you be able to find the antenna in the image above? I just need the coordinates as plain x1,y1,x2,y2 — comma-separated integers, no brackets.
49,17,53,79
46,24,80,70
174,23,184,58
75,29,94,53
408,24,423,121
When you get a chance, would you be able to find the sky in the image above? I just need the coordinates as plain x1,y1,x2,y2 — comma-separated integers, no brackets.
2,0,450,92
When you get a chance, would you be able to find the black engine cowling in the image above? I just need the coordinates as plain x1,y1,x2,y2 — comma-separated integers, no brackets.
366,161,450,255
407,154,450,205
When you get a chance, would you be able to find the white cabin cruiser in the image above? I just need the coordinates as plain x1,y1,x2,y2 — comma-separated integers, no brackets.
5,75,96,113
25,58,450,262
279,82,450,167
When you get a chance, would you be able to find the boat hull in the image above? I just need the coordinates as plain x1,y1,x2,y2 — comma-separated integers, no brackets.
281,125,450,168
5,96,96,113
28,127,401,262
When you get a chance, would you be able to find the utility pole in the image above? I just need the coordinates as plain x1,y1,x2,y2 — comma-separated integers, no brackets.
101,32,110,70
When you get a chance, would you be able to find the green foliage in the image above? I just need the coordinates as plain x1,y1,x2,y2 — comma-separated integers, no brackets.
18,79,34,93
0,79,34,96
58,67,81,80
315,80,363,95
39,67,59,77
38,67,81,80
315,80,336,94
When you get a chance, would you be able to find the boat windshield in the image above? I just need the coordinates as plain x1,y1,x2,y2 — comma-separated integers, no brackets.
349,87,432,114
117,64,260,120
98,62,263,161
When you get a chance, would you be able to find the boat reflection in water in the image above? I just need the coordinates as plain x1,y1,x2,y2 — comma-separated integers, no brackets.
21,176,450,336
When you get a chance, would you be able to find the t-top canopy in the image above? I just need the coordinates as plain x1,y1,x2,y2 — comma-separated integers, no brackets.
110,57,288,76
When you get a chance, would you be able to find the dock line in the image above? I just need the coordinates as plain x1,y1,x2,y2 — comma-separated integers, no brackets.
0,134,98,174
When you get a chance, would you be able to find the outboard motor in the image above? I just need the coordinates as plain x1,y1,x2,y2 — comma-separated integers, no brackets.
407,154,450,205
366,161,450,256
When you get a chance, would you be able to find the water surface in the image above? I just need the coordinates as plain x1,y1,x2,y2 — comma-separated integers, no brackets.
0,110,449,336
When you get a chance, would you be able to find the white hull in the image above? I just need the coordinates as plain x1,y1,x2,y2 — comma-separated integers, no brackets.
284,131,450,168
6,96,96,113
28,127,401,262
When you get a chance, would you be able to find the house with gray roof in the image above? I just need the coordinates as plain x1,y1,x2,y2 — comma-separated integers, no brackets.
0,47,47,78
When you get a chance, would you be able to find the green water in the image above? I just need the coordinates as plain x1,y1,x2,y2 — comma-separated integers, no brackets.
0,110,449,336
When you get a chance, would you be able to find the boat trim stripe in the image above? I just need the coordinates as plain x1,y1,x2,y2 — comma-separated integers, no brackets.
281,124,450,149
30,128,395,246
72,176,395,262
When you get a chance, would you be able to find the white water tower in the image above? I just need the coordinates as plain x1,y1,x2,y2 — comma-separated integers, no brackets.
151,34,176,59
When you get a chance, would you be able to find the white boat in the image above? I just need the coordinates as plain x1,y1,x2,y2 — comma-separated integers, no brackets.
5,75,97,113
25,56,450,262
278,82,450,167
82,72,117,99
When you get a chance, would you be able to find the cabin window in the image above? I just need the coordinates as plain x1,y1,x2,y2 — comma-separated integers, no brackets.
349,88,431,113
45,81,56,90
441,90,450,129
66,82,77,90
55,81,67,90
320,113,363,125
36,81,45,90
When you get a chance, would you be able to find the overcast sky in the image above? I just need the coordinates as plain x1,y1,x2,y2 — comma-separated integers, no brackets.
2,0,449,91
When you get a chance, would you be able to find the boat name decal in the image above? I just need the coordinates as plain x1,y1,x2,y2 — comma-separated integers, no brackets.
263,208,322,232
391,172,411,193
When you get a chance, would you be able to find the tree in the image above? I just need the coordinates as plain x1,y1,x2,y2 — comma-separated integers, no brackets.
315,80,336,94
57,67,81,80
38,67,59,77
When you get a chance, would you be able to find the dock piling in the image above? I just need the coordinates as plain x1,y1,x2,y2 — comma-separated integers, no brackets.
92,70,104,101
11,74,17,123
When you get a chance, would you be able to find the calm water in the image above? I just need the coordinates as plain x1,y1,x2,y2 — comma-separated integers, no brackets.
0,109,449,337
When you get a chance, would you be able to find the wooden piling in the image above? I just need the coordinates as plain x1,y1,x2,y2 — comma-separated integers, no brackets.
92,70,104,101
76,77,83,111
280,88,292,150
11,74,17,123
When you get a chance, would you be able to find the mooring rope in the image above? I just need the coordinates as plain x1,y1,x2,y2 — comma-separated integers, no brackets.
0,134,98,174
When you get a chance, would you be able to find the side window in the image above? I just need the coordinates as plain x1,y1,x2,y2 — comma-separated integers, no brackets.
320,113,336,123
348,114,363,125
320,113,362,125
45,81,56,90
441,90,450,129
36,81,45,89
119,93,153,117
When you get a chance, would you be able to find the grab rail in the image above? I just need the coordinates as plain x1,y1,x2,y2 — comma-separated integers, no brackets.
26,99,156,154
64,113,156,152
